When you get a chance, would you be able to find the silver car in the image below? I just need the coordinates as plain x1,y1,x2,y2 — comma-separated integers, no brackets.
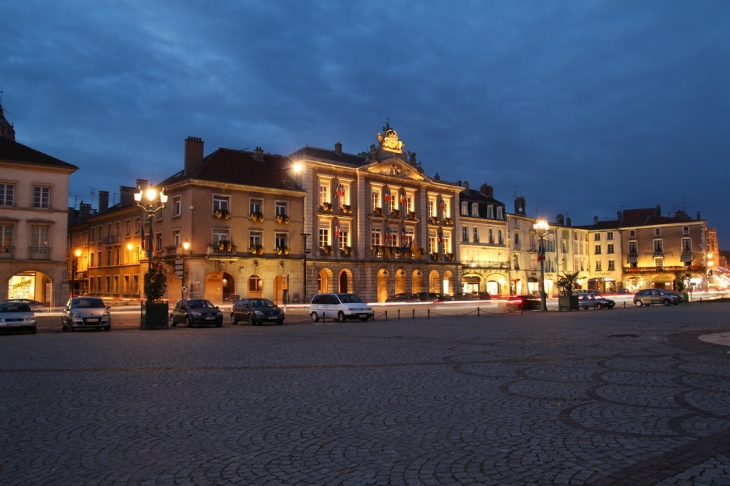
62,297,111,331
0,301,37,334
633,289,681,306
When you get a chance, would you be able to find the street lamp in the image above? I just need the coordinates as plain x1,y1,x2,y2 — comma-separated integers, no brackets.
70,249,81,298
134,185,168,257
292,162,309,303
533,219,550,311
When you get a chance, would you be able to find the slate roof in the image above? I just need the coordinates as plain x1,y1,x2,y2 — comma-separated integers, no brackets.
575,207,702,230
0,137,78,171
289,146,368,167
158,148,301,192
459,188,505,206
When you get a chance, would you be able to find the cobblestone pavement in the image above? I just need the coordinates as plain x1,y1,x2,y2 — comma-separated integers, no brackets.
2,304,730,485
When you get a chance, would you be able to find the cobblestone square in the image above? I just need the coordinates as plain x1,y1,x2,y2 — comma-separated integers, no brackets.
1,304,729,485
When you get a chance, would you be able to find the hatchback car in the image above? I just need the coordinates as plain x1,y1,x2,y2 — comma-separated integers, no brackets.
577,293,615,310
170,299,223,327
7,299,49,313
0,301,37,334
452,293,476,301
62,297,111,331
633,289,681,307
506,295,542,312
385,293,421,303
310,293,373,322
231,298,285,325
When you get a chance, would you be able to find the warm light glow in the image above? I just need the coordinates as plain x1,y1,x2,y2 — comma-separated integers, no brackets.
127,243,133,251
708,262,714,267
74,249,82,257
708,253,714,259
293,162,303,173
159,189,168,204
533,219,550,234
134,188,142,202
183,241,190,251
145,188,158,202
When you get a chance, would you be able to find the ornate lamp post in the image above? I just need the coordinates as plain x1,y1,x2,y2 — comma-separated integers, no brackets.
533,219,550,311
134,184,168,329
293,162,309,303
70,249,81,298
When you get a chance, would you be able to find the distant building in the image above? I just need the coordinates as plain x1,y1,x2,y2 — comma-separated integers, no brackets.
0,103,78,305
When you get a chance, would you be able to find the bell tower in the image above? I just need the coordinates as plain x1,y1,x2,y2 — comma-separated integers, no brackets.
0,93,16,141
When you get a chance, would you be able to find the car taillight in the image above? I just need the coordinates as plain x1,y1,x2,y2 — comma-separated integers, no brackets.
514,298,523,304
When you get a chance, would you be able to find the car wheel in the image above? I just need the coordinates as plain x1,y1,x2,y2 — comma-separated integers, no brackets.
231,314,238,325
276,320,283,325
170,315,177,327
61,317,67,331
249,315,256,326
596,303,603,310
338,311,345,322
185,316,192,328
360,316,369,322
311,312,319,322
30,328,37,334
104,326,110,332
635,300,643,307
216,322,222,328
68,323,75,332
663,299,671,306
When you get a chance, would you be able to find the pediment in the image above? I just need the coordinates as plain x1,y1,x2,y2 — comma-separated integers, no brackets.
364,157,425,181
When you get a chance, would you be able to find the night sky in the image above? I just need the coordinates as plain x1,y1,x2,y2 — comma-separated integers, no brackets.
2,1,728,242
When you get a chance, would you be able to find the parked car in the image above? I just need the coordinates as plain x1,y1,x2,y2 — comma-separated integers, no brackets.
452,293,476,301
61,297,111,332
415,292,453,302
6,299,49,313
506,295,541,312
385,293,421,303
0,301,37,334
471,292,492,300
577,293,615,310
310,293,373,322
231,298,285,325
170,299,223,327
633,289,682,307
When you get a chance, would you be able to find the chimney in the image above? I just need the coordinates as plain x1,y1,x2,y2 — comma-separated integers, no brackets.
556,214,564,225
514,196,525,215
566,217,572,227
617,210,623,221
480,184,494,197
79,202,92,221
98,191,109,212
119,186,135,205
655,204,661,216
463,180,469,191
253,147,264,162
136,179,149,190
593,216,599,225
184,136,204,174
334,142,342,156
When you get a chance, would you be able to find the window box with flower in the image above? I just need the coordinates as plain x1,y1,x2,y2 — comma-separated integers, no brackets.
250,211,264,222
445,253,455,261
249,244,264,255
444,217,453,225
217,240,232,252
321,245,333,256
341,246,352,256
341,205,353,214
276,246,290,256
276,214,290,224
407,211,417,220
431,252,440,261
429,216,440,225
215,209,231,219
373,207,383,217
321,202,333,212
390,209,400,218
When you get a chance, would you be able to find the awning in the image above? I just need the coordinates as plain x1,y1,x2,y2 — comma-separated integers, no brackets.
681,253,693,263
627,255,638,264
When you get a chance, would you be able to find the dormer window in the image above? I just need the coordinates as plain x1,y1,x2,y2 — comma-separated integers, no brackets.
487,205,494,219
461,201,468,215
496,207,503,220
471,202,479,216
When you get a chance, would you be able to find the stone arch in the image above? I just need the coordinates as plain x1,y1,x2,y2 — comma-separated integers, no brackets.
318,267,334,294
246,274,262,299
394,268,407,295
338,268,353,293
204,271,236,302
462,274,481,294
412,269,424,294
485,273,506,297
7,270,53,304
428,270,440,293
443,270,454,295
376,268,390,303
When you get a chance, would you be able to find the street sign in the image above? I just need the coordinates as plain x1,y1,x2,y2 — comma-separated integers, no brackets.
181,286,187,292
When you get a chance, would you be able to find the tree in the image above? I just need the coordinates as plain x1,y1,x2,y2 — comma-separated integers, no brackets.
557,271,581,296
144,256,167,303
673,270,692,292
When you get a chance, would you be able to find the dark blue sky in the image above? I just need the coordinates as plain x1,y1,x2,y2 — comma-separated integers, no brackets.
2,1,729,242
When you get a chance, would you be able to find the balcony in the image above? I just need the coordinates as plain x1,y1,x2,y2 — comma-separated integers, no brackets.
29,247,50,260
105,235,121,245
463,260,511,270
0,246,14,260
206,243,238,256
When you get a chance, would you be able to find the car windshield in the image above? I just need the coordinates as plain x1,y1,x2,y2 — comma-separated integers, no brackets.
337,294,364,304
0,303,31,313
249,299,275,307
188,300,215,309
72,299,106,309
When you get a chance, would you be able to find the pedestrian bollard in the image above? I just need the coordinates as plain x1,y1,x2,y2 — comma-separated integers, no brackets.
623,302,626,309
477,307,480,317
322,312,326,322
397,309,401,319
385,311,388,321
412,309,415,319
427,309,430,319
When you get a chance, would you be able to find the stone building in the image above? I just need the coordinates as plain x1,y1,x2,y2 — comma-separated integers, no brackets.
0,103,78,306
289,123,463,303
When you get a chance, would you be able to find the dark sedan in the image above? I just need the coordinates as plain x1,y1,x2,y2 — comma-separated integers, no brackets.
577,293,615,310
231,298,285,325
385,293,421,303
506,295,541,312
170,299,223,327
7,299,49,313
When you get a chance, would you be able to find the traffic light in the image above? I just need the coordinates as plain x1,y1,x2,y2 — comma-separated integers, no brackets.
72,260,78,273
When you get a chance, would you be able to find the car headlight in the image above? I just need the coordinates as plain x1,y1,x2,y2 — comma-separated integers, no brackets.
25,317,36,322
103,312,110,317
191,311,201,316
71,311,81,318
255,311,264,316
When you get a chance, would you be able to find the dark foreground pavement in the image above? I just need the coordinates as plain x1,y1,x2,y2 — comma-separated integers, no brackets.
1,304,730,485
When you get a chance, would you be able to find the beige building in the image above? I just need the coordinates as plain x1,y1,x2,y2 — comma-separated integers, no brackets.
290,123,463,302
0,104,78,306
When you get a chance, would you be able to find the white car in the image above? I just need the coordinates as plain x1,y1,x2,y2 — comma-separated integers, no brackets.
310,293,373,322
62,297,111,331
0,301,37,334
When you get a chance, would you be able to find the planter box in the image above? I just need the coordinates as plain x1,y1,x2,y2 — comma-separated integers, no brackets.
141,302,170,329
558,295,579,311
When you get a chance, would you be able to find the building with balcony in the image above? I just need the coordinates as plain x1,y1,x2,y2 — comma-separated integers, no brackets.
458,182,509,296
0,103,78,306
289,123,463,302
